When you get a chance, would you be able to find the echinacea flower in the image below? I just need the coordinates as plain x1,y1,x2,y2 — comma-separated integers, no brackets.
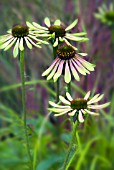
42,45,95,83
27,17,88,48
48,91,110,123
0,24,48,57
94,3,114,26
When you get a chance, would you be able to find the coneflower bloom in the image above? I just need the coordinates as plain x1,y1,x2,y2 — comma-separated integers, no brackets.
48,91,110,123
27,17,88,48
0,24,48,57
94,3,114,26
42,45,95,83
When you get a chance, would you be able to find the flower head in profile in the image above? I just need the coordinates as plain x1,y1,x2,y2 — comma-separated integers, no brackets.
94,3,114,26
0,24,48,57
42,45,95,83
27,17,88,48
48,91,110,123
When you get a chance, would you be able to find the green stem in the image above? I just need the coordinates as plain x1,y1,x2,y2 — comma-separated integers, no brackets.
67,82,71,95
62,121,79,170
53,46,60,102
20,50,33,169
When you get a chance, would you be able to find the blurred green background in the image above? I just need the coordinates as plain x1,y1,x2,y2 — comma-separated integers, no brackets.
0,0,114,170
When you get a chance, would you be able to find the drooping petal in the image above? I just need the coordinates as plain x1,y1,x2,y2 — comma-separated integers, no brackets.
76,55,95,71
53,38,58,47
72,59,86,75
65,19,78,31
64,61,71,83
87,94,104,105
68,109,76,116
4,38,17,51
19,38,24,51
84,91,91,100
75,59,90,74
59,96,70,105
47,60,60,80
63,38,78,50
88,102,110,109
44,17,51,27
13,39,19,58
27,37,42,48
0,37,14,49
25,37,32,49
66,92,73,101
54,108,72,117
70,59,80,81
84,109,99,116
28,34,49,44
42,58,59,76
78,110,84,123
53,60,64,82
49,101,70,109
54,19,61,25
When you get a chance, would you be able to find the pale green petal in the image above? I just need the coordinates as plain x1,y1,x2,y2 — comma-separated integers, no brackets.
4,38,17,51
54,19,61,25
68,109,76,116
44,17,51,27
47,61,60,80
54,109,72,116
88,94,100,103
49,101,70,108
32,22,48,30
87,94,104,104
78,110,84,123
88,102,110,109
25,37,32,49
71,32,87,36
70,60,80,81
48,108,70,113
27,37,41,48
78,53,88,56
84,91,90,100
63,38,78,50
19,38,24,51
0,37,14,49
59,95,70,105
66,34,89,42
64,61,71,83
66,92,73,101
84,109,99,116
26,21,36,29
13,39,19,58
53,38,58,47
72,59,86,75
65,19,78,31
42,58,59,76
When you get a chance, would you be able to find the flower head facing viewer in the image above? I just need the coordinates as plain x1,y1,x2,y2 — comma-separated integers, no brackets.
27,17,88,48
42,45,95,83
48,91,110,123
0,24,48,57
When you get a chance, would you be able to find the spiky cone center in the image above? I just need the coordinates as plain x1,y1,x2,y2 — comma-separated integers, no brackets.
70,98,87,110
105,11,114,21
48,25,66,38
57,45,75,60
12,25,29,38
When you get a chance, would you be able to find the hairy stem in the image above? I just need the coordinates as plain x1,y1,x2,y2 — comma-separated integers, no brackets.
62,121,79,170
20,50,33,169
